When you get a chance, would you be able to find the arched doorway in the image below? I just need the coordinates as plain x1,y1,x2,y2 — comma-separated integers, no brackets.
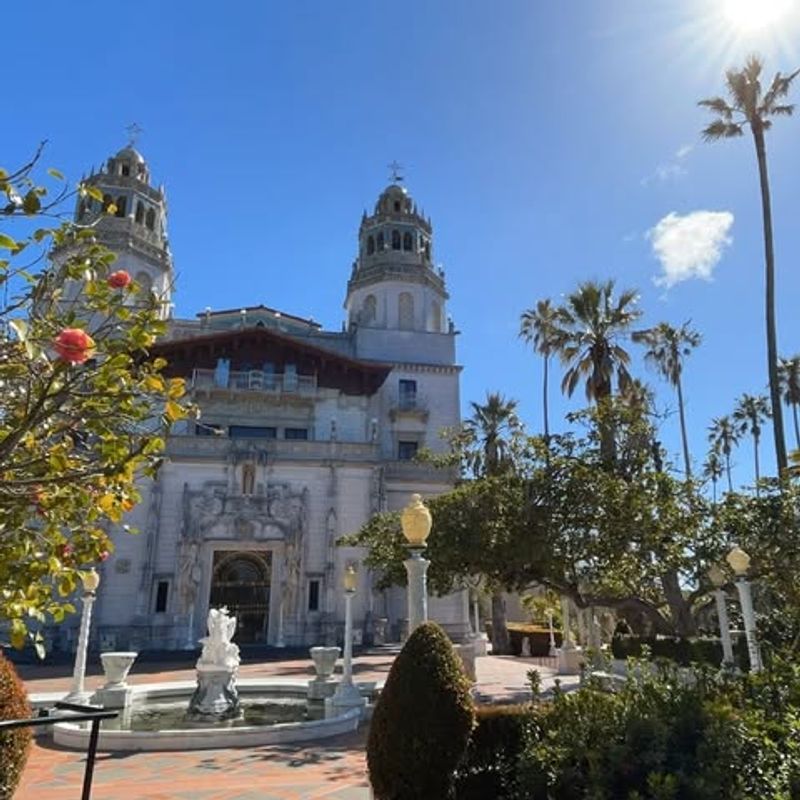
209,551,272,644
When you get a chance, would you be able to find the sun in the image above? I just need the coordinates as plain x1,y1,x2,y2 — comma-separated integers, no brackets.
722,0,793,32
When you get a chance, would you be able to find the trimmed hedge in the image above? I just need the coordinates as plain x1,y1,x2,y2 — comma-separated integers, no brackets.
0,650,31,798
611,633,749,670
367,621,475,799
454,704,532,800
484,623,562,657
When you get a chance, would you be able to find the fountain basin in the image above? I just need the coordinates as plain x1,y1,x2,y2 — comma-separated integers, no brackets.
50,679,368,751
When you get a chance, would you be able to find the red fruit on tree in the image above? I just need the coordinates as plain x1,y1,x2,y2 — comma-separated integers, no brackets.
107,270,132,289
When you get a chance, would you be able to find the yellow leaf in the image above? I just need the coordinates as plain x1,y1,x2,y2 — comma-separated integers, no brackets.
168,378,186,399
106,203,118,216
165,401,188,422
144,374,165,392
98,493,116,513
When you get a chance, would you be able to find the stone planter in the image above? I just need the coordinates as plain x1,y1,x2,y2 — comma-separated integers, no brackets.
308,646,341,700
100,651,138,689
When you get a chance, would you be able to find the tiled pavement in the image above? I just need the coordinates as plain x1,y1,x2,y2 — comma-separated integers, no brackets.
15,650,566,799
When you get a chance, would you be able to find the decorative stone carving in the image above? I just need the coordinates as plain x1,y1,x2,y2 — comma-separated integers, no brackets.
308,646,340,700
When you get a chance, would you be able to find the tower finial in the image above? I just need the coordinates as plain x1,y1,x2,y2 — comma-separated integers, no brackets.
125,122,144,147
387,160,404,183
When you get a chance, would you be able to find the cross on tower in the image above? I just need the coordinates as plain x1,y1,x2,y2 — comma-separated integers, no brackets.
387,160,404,183
125,122,144,147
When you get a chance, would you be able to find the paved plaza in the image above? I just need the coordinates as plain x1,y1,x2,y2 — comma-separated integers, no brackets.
16,649,568,799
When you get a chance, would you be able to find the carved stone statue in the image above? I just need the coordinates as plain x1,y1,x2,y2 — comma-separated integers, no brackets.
197,607,240,670
177,542,202,613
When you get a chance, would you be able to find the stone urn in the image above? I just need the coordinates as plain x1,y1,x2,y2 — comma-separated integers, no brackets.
100,652,138,689
308,646,340,700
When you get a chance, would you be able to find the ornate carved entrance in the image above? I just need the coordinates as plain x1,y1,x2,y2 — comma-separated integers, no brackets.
209,551,271,644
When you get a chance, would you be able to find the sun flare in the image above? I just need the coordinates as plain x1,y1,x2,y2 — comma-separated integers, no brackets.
722,0,793,32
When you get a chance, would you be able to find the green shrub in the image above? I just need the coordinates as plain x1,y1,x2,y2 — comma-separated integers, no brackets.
484,622,562,656
454,704,532,800
0,651,31,797
611,634,749,670
367,621,475,799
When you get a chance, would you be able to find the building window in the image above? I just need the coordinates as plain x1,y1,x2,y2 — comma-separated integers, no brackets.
398,292,414,330
115,196,127,217
391,230,401,250
145,207,156,230
362,294,377,324
154,580,169,613
229,425,277,439
398,441,418,461
429,300,442,332
102,193,114,212
121,164,130,177
284,428,309,440
393,200,400,212
399,379,417,409
242,463,256,495
308,580,320,612
377,232,384,251
135,202,145,224
403,231,413,251
367,235,375,255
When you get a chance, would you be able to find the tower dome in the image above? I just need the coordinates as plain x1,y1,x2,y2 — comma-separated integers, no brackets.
344,179,447,333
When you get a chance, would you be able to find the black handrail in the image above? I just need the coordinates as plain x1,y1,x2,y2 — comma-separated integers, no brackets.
0,701,118,800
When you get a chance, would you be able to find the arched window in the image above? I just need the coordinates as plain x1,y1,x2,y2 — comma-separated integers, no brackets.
115,196,127,217
102,194,113,212
121,164,130,177
393,200,400,212
362,294,377,324
135,202,145,224
424,240,431,261
391,230,401,250
429,300,442,332
377,231,384,251
398,292,414,330
145,208,156,230
78,200,87,219
135,271,153,297
367,235,375,255
403,231,413,251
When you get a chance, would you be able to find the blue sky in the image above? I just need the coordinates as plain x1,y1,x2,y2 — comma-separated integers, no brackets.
6,0,800,488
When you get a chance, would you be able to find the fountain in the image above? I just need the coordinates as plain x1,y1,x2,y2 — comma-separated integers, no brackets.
48,606,374,751
187,607,241,721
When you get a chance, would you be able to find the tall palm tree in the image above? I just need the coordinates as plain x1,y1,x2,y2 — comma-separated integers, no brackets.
708,415,739,494
520,298,561,441
464,392,521,478
733,393,771,493
632,321,702,479
703,449,724,504
778,355,800,450
699,56,799,476
552,279,642,463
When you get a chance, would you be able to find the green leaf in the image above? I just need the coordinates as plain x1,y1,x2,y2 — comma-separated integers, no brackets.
47,168,65,180
82,184,104,202
23,190,41,215
0,233,17,250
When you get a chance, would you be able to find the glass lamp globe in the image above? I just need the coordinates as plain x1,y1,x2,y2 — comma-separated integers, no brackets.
707,564,726,588
81,567,101,593
401,494,432,547
343,563,358,593
726,546,751,577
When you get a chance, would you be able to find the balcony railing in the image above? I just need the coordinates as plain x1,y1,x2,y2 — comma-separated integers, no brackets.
192,368,317,395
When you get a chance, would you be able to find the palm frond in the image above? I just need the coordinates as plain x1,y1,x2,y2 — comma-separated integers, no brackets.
701,120,744,140
697,97,733,118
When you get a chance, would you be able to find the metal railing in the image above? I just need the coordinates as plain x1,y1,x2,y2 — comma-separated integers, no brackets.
192,368,317,394
0,701,117,799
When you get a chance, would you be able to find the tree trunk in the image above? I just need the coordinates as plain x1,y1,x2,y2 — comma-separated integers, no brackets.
753,432,761,495
793,402,800,451
676,376,692,479
660,570,696,637
490,592,511,655
725,451,733,493
542,354,550,442
753,127,788,476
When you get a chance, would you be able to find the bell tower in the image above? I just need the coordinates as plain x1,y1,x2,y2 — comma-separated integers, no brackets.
75,143,173,317
344,178,449,334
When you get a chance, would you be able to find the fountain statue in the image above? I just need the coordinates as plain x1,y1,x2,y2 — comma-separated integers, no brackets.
187,607,241,720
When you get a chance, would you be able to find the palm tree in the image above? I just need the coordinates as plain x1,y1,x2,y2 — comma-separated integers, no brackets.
733,393,771,493
552,280,642,463
699,56,799,476
708,415,739,493
520,298,561,441
633,322,701,479
703,449,724,504
465,392,521,655
464,392,521,478
778,355,800,450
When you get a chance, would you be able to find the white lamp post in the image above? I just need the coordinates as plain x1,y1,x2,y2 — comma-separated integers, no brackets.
401,494,432,633
65,568,101,703
547,610,557,657
726,546,762,672
329,563,365,713
560,596,574,650
708,564,735,666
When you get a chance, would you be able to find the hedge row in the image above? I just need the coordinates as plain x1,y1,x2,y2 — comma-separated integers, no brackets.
611,633,749,670
485,623,562,657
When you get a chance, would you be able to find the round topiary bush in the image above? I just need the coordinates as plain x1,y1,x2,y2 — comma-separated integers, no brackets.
367,621,475,799
0,650,31,797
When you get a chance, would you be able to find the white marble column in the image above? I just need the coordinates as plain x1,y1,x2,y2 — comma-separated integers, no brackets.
734,578,762,672
404,552,429,633
65,590,97,702
713,588,734,665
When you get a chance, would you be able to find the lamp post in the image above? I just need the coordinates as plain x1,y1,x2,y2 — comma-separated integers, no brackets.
401,494,432,633
547,610,557,657
708,564,735,666
65,568,101,703
726,546,762,672
330,562,365,712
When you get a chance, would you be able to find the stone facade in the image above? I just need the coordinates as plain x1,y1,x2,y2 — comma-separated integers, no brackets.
52,147,470,653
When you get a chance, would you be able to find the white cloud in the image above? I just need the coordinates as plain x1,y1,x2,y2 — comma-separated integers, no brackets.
648,210,734,288
642,143,694,186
